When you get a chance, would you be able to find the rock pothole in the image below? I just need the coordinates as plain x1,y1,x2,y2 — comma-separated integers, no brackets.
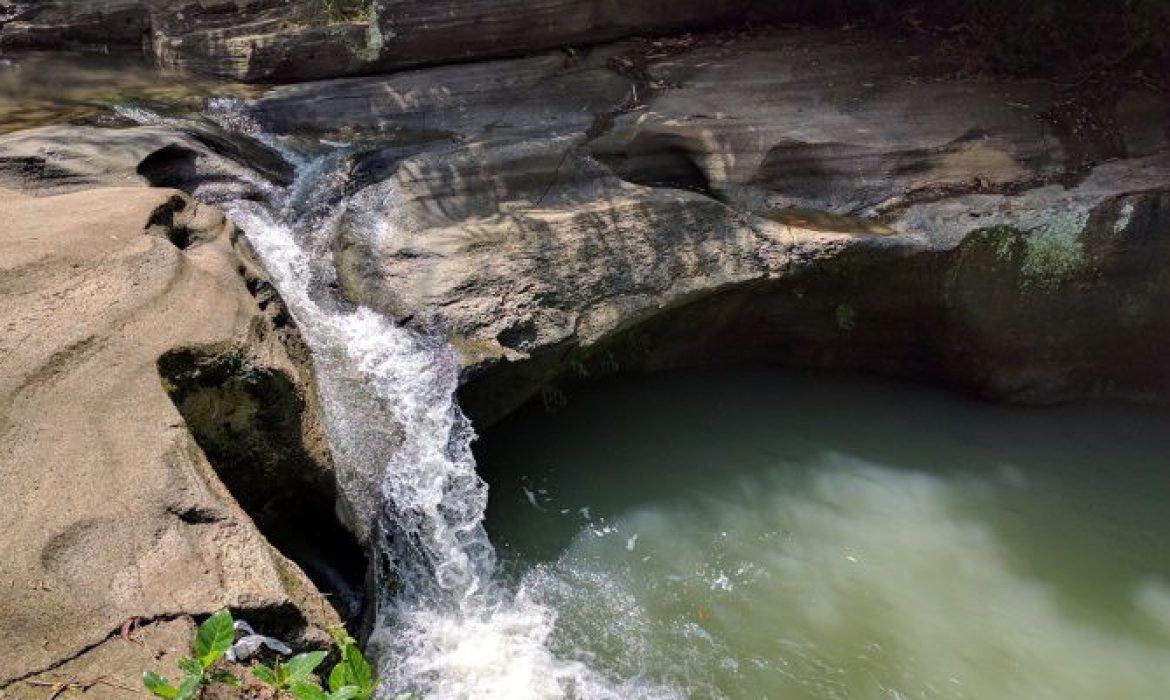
591,131,722,201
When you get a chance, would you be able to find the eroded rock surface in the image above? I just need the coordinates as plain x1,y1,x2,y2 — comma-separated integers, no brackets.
0,187,341,691
238,31,1170,422
0,20,1167,692
0,124,290,199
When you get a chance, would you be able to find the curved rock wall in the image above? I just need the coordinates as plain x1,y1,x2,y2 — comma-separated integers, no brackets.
258,31,1169,424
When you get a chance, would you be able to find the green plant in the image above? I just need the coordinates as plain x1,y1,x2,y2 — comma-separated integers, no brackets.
143,609,240,700
252,651,329,692
287,628,377,700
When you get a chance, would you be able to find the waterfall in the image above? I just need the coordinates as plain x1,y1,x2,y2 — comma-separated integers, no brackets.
128,102,675,699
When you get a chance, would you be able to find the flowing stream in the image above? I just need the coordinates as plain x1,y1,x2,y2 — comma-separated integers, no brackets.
162,104,672,699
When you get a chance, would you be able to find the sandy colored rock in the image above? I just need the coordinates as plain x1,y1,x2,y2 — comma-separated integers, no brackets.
0,187,339,688
0,125,289,199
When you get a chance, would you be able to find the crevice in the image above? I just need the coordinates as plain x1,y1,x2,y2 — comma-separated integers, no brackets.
0,613,189,689
168,504,224,524
869,169,1091,220
157,347,368,625
144,194,195,250
0,601,324,690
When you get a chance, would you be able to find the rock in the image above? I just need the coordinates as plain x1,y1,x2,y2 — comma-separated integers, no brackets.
149,0,757,82
304,30,1170,423
4,618,197,700
913,156,1170,403
148,1,372,83
361,0,752,76
590,31,1070,215
248,47,632,140
1,0,768,83
0,124,290,199
0,0,149,51
0,126,186,194
0,187,342,690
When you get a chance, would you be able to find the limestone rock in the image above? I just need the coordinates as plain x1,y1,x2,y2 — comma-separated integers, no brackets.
0,125,290,199
276,31,1170,422
249,48,632,140
148,1,370,83
150,0,756,82
360,0,752,78
0,187,340,689
1,0,758,82
0,0,149,51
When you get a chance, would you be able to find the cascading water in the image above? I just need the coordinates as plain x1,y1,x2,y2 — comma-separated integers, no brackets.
121,101,673,699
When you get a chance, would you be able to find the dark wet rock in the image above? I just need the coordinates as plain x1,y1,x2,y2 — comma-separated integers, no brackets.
0,0,788,83
0,0,149,51
149,0,757,82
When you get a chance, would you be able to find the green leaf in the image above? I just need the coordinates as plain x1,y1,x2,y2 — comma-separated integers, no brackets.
290,681,329,700
209,670,241,687
193,609,234,667
252,664,278,687
327,663,348,694
329,627,356,650
176,673,202,700
142,671,180,700
329,686,361,700
176,657,202,676
342,646,374,692
286,651,329,682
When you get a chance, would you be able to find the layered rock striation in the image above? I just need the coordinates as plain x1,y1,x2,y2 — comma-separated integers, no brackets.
238,32,1170,422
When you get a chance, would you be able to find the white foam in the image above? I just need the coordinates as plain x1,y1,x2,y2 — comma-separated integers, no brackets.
206,131,670,698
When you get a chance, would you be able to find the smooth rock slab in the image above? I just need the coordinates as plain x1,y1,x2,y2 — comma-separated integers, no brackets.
0,187,338,688
0,124,290,199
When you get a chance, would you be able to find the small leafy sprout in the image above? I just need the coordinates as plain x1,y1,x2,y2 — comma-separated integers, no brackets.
282,627,377,700
143,609,240,700
288,682,359,700
252,651,329,692
327,628,377,700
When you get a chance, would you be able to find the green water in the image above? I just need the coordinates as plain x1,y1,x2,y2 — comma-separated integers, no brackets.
475,368,1170,699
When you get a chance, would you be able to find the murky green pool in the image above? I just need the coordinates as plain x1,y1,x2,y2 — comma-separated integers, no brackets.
476,368,1170,699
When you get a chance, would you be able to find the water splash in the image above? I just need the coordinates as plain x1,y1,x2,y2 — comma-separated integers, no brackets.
139,102,675,699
